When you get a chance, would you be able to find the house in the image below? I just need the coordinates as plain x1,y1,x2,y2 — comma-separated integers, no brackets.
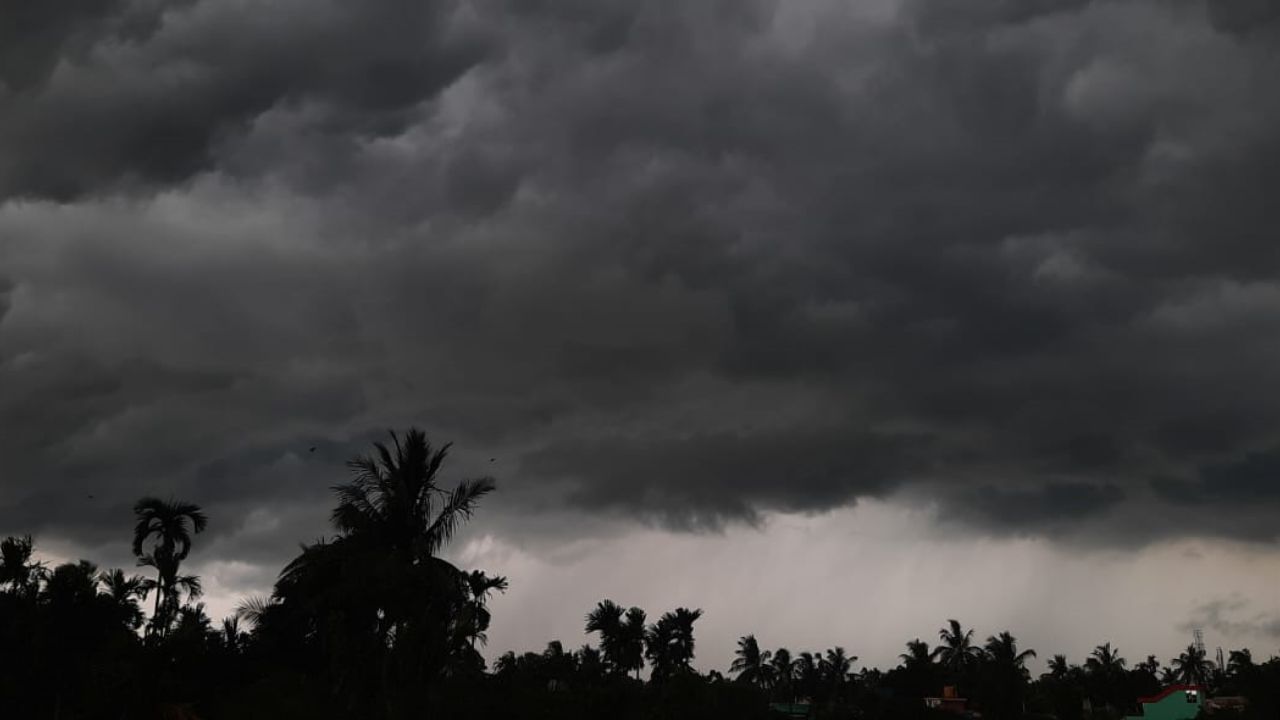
924,685,970,715
1124,685,1203,720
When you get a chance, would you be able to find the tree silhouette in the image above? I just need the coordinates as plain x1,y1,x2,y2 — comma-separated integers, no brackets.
645,607,702,681
132,497,208,638
263,428,499,717
98,568,148,629
1228,648,1254,677
730,635,773,688
985,632,1036,673
10,434,1280,720
620,607,648,680
983,632,1036,720
586,599,627,676
795,651,821,700
771,647,795,701
934,619,983,677
0,535,46,597
1085,642,1126,677
1171,643,1213,686
1047,654,1070,680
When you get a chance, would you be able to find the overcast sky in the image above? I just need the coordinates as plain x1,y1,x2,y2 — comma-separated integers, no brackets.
4,0,1280,674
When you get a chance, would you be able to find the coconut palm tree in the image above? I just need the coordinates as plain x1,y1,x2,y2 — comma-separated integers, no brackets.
730,635,773,688
901,639,934,669
1047,654,1071,680
772,648,796,700
983,632,1037,720
330,430,493,559
795,651,820,695
266,429,499,714
1171,644,1213,686
132,497,207,636
985,632,1036,674
820,647,856,702
1137,655,1161,677
933,619,983,675
1085,642,1126,677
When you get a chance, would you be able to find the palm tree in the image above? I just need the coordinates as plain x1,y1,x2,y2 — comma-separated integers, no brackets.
221,616,245,652
1047,654,1070,680
985,632,1036,674
234,594,276,629
268,429,499,713
330,430,493,559
933,619,983,675
730,635,773,688
662,607,702,675
1171,644,1213,686
984,632,1036,720
1085,642,1126,677
645,614,677,681
645,604,706,676
586,599,626,675
620,607,648,679
462,571,507,649
577,644,606,684
136,552,203,636
771,648,796,700
819,647,856,703
132,498,207,637
901,639,934,669
1137,655,1161,676
795,651,821,700
97,568,148,629
0,535,45,597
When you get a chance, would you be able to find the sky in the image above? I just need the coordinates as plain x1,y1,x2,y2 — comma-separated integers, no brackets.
3,0,1280,674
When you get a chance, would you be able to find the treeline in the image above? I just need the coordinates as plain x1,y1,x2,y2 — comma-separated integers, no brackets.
1,428,1278,719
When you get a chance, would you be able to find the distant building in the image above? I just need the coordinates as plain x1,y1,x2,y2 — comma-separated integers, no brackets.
924,685,970,715
1124,685,1203,720
768,702,811,718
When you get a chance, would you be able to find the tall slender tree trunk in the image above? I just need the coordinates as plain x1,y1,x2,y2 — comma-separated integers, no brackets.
152,572,163,636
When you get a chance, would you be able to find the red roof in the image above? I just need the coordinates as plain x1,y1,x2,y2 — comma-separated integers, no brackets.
1137,685,1203,705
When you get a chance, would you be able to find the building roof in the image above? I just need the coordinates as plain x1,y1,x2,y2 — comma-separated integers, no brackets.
1136,685,1203,705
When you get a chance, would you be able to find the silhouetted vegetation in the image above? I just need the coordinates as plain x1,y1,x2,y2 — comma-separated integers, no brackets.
2,428,1279,719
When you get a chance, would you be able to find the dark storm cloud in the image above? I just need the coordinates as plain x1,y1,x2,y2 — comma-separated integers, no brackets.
4,0,1280,561
0,0,488,199
522,426,934,529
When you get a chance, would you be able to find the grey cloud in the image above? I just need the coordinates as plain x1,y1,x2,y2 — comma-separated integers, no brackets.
3,0,1280,565
1182,597,1280,641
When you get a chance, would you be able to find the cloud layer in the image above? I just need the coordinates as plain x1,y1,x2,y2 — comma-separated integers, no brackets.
4,0,1280,566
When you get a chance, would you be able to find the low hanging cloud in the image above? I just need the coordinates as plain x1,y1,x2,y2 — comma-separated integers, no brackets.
3,0,1280,567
